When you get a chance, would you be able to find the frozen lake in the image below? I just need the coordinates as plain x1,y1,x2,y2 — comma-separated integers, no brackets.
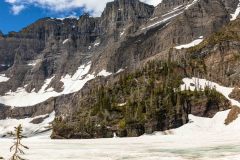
1,78,240,159
1,132,240,160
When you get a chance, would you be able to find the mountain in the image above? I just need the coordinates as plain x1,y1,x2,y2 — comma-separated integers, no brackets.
0,0,240,138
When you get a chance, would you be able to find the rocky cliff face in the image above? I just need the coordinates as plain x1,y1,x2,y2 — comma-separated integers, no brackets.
0,0,239,138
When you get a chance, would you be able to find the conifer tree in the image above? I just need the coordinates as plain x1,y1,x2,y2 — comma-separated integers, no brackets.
9,125,29,160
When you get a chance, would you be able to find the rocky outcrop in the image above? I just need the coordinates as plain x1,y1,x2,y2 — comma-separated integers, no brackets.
225,106,240,125
186,18,240,87
0,0,237,95
50,60,231,139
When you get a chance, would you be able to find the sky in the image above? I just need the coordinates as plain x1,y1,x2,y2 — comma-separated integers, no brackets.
0,0,163,34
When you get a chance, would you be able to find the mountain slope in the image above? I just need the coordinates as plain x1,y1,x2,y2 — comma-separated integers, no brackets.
0,0,240,138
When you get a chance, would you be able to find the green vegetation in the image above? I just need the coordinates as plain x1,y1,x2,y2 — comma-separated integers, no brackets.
188,19,240,53
52,56,229,138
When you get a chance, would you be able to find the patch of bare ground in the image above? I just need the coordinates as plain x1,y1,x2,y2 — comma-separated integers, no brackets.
229,88,240,101
225,106,240,125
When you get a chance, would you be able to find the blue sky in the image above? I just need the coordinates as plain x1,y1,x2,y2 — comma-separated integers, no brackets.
0,0,160,34
0,1,83,34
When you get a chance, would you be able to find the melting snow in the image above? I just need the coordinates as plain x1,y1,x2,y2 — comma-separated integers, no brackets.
0,112,55,137
120,30,125,37
230,0,240,21
181,77,240,107
1,77,240,159
97,70,112,77
27,63,37,66
27,60,40,66
116,69,125,74
175,36,203,49
0,74,10,83
117,102,127,107
149,17,158,21
60,63,95,94
94,42,100,47
0,63,111,107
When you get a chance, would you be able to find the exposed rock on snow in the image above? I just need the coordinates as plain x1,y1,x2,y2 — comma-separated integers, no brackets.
177,77,240,137
225,106,240,125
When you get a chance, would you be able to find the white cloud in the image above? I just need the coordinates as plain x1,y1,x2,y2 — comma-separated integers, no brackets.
5,0,163,16
11,4,25,15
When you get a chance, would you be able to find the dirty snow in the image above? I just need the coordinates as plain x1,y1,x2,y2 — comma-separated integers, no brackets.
97,70,112,77
230,0,240,21
116,69,125,74
175,36,203,49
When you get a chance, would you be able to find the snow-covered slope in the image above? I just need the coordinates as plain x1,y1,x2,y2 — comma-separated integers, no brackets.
181,77,240,107
163,77,240,137
0,63,112,107
0,112,55,138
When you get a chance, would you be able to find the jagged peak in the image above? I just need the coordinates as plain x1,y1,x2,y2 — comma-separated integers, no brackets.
101,0,154,23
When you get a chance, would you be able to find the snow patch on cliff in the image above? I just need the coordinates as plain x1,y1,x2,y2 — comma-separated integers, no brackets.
0,74,10,83
230,1,240,21
0,63,112,107
97,70,112,77
175,36,203,49
142,12,183,30
185,0,199,10
62,39,70,44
